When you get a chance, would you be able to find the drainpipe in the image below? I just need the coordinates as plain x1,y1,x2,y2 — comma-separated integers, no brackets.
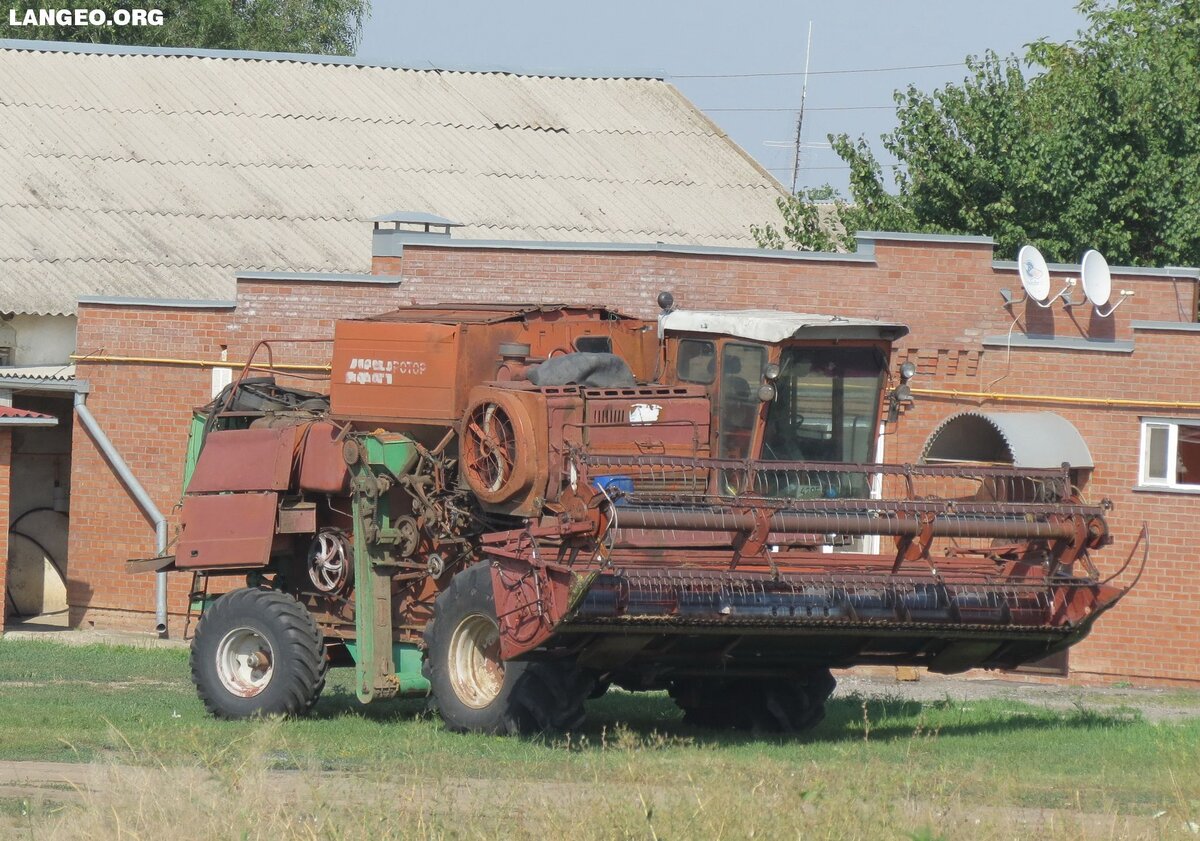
73,393,169,636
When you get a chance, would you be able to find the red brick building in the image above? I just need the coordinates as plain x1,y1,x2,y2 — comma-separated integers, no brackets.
53,225,1200,687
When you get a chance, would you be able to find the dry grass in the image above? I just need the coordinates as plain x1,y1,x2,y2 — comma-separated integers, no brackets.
6,718,1198,841
2,640,1199,839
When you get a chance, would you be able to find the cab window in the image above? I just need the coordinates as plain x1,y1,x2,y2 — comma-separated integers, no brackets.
677,339,716,384
718,343,765,459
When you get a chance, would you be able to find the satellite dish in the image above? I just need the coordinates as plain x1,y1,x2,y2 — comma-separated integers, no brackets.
1080,249,1112,307
1017,245,1051,302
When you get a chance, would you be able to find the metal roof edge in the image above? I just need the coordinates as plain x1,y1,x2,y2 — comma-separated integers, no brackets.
921,410,1094,469
0,38,666,80
77,295,237,309
372,230,875,265
1131,320,1200,333
0,416,58,426
993,260,1200,280
0,375,86,392
856,231,995,247
235,271,399,286
981,334,1134,354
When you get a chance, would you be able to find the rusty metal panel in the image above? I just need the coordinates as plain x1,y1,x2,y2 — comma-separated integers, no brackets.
277,501,317,534
583,387,711,457
298,421,349,493
187,427,296,492
175,492,278,569
330,319,461,421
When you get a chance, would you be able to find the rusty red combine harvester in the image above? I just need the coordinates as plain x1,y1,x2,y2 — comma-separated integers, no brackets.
138,298,1142,734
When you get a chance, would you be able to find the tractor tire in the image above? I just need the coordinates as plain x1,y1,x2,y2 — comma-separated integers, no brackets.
423,562,592,735
671,669,836,734
191,587,327,719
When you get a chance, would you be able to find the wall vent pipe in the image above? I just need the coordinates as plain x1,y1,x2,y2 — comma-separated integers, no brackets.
73,393,169,636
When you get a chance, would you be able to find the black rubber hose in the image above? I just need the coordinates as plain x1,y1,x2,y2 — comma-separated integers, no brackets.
9,506,58,531
7,528,66,579
5,508,69,619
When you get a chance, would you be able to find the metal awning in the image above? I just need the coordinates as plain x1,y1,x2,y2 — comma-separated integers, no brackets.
921,411,1094,469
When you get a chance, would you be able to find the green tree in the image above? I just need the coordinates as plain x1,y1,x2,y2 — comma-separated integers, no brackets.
1,0,370,55
758,0,1200,268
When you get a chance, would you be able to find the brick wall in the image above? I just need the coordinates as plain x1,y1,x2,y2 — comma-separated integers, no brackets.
67,237,1200,684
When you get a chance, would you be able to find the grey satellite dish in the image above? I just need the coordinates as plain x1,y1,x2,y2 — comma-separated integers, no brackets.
1080,249,1112,307
1017,245,1051,302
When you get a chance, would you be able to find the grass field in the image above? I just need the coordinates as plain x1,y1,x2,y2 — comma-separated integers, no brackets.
1,638,1198,839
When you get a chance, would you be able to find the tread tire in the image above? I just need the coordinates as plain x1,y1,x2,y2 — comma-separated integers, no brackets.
191,587,327,719
423,562,591,735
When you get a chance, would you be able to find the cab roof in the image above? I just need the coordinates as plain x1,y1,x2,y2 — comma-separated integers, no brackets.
659,309,908,342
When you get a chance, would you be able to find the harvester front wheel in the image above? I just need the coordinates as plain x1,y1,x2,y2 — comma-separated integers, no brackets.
424,562,592,735
671,670,836,734
191,588,327,719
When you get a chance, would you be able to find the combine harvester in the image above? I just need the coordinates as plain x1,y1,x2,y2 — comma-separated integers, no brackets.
136,296,1142,734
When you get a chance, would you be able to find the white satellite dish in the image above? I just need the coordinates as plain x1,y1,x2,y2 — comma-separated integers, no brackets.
1080,249,1112,307
1017,245,1051,302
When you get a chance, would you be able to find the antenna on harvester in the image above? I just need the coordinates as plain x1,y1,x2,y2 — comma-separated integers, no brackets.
789,21,814,195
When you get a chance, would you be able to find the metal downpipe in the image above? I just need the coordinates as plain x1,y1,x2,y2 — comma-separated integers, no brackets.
73,393,169,636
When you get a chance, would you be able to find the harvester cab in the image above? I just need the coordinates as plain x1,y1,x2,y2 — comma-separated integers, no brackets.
143,301,1143,736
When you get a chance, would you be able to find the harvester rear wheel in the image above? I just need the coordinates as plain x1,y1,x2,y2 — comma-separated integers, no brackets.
424,562,592,735
191,588,327,719
671,670,835,734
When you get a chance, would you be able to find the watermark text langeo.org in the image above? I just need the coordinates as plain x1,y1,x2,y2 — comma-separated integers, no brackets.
8,8,164,27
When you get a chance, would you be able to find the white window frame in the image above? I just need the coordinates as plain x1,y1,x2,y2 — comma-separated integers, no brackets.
1138,418,1200,491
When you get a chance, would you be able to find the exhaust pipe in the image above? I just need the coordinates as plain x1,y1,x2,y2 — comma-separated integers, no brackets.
74,393,169,636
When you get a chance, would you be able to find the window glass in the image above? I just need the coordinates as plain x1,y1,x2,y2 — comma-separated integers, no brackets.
574,336,612,354
718,343,766,458
1178,426,1200,485
763,347,885,464
1145,425,1170,481
1140,420,1200,489
677,339,716,384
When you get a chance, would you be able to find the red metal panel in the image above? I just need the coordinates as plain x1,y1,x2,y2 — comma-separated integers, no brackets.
175,492,278,569
329,320,461,421
187,427,296,492
298,421,349,493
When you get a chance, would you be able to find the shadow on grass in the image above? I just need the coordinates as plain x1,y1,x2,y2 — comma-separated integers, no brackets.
307,684,1141,749
308,687,429,723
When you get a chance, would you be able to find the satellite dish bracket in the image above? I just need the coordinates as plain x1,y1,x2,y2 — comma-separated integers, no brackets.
1063,281,1090,308
1095,289,1135,318
1001,280,1074,308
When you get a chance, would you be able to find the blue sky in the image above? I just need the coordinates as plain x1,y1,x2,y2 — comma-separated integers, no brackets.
358,1,1087,195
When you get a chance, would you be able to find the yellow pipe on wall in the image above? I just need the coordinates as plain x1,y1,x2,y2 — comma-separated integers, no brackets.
64,356,1200,409
70,353,333,373
914,387,1200,410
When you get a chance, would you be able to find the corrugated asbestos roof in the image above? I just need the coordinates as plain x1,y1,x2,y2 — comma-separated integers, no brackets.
0,41,786,316
0,364,76,380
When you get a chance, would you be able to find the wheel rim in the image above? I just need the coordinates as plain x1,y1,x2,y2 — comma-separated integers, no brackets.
308,530,350,593
215,627,274,697
447,613,504,709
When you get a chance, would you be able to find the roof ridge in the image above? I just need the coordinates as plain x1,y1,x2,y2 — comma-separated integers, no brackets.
0,38,667,81
0,255,359,271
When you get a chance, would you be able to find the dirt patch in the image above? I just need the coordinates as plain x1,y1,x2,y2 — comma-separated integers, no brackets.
833,670,1200,723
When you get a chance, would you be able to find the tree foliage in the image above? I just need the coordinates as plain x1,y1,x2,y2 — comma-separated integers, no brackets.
1,0,370,55
757,0,1200,267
